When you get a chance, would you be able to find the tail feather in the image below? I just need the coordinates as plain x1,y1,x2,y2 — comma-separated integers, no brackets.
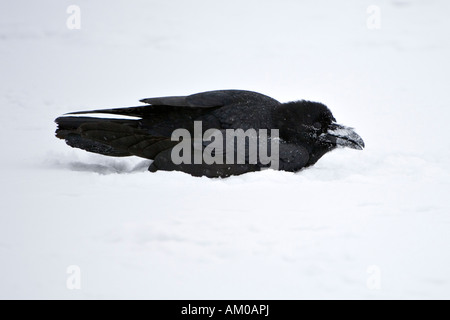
64,133,131,157
55,116,174,159
55,116,139,138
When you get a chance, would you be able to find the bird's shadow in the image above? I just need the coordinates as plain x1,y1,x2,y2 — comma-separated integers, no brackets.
65,160,150,175
47,154,151,175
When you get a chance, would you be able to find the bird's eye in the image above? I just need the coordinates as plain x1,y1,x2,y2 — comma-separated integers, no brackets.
313,122,322,130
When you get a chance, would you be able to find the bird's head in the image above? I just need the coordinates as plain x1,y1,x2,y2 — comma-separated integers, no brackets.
275,100,365,157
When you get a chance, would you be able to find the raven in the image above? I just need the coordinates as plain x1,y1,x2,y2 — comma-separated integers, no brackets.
55,90,364,177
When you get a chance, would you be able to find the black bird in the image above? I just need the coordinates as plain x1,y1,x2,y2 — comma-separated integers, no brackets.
55,90,364,177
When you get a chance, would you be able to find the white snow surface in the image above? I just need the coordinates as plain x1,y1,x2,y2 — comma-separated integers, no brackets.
0,0,449,299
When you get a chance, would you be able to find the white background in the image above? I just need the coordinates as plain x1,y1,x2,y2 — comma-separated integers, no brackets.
0,0,449,299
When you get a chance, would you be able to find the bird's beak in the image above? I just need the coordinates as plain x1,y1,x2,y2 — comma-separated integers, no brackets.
321,123,365,150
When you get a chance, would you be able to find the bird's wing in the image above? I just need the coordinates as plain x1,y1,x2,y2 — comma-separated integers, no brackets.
140,90,280,108
64,90,278,120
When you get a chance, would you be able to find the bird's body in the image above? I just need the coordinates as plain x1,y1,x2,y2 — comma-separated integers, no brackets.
55,90,364,177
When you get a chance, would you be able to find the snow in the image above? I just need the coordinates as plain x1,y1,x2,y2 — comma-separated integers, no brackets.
1,0,449,299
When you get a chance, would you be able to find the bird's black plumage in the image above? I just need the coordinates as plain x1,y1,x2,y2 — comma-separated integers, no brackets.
55,90,364,177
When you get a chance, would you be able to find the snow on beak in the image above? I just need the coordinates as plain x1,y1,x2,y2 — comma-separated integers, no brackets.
322,123,365,150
